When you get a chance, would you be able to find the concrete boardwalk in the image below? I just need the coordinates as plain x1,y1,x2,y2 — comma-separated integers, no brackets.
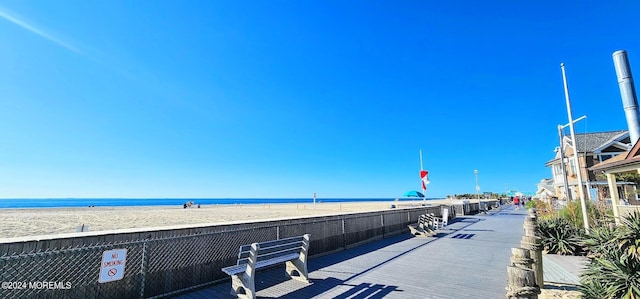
174,206,550,298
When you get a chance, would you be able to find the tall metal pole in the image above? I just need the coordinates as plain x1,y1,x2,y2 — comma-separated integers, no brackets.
420,149,426,204
560,63,590,232
474,169,480,205
557,125,572,201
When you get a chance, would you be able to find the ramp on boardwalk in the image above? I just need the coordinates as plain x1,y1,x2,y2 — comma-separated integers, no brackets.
542,254,588,286
173,206,576,299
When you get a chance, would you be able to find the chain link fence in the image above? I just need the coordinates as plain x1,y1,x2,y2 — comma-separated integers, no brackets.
1,240,145,298
0,206,438,298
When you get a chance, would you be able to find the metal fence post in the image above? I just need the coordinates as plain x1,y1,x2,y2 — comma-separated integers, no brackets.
139,241,149,299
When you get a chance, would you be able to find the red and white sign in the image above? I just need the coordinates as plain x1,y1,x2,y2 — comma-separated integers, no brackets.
99,249,127,283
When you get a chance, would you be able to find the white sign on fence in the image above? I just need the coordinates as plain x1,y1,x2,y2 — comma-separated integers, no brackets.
98,248,127,283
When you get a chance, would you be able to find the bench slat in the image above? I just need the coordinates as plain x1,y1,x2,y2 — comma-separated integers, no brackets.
222,253,301,276
221,264,245,275
238,235,305,252
254,253,299,268
237,247,303,265
238,241,305,260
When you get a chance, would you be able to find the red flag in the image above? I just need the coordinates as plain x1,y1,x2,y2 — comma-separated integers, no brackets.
420,170,430,192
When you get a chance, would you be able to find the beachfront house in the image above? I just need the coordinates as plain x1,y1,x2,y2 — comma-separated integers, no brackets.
534,178,555,205
545,130,634,201
589,139,640,224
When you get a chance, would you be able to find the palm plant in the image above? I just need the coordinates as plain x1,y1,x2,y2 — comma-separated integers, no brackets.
580,247,640,299
536,217,585,255
580,212,640,299
582,224,617,258
580,275,607,299
616,211,640,261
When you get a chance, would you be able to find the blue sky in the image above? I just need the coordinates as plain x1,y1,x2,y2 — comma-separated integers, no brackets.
1,1,639,199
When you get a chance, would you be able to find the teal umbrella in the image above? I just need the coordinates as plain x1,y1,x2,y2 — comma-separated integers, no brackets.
403,191,425,197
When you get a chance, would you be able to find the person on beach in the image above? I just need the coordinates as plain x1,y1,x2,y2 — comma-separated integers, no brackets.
513,196,520,210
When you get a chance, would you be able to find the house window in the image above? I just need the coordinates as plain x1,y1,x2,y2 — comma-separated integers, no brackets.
600,154,613,162
569,159,576,175
554,164,562,176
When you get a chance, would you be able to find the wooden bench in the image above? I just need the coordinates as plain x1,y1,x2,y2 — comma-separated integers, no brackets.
408,214,436,237
432,207,449,229
479,202,488,214
222,234,311,299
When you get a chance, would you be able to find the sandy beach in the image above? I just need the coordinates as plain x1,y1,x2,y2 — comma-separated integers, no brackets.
0,200,445,239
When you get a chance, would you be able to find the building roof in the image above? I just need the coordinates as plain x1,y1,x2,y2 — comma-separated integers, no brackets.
536,178,554,193
590,138,640,172
572,130,627,152
546,130,629,166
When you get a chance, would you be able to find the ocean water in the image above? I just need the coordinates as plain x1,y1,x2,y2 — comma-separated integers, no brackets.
0,197,438,209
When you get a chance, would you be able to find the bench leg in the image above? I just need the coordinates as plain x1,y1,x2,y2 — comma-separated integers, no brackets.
424,226,436,236
420,222,437,236
408,224,434,237
285,259,309,282
408,224,421,236
230,273,256,299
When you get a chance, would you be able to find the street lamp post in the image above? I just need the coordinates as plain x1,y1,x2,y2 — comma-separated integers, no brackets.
558,115,587,202
557,125,571,201
474,170,480,209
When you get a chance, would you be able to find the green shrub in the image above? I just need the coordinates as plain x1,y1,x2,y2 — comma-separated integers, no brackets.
579,212,640,299
524,199,554,219
580,247,640,299
525,200,536,209
580,276,607,299
534,204,640,298
616,211,640,261
582,224,617,258
557,201,585,227
556,200,610,230
536,217,585,255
